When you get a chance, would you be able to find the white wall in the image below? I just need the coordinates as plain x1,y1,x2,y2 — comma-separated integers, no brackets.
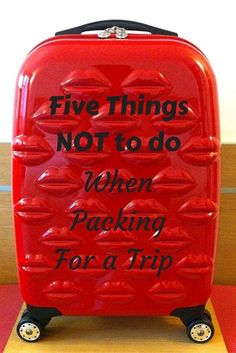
0,0,235,142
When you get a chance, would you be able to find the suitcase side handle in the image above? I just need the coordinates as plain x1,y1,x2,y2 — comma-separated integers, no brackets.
55,19,178,36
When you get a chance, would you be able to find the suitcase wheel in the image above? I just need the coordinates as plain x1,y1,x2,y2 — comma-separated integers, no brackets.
16,306,59,341
186,312,214,343
17,318,44,342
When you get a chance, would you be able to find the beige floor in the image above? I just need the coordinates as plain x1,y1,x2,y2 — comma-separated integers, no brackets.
3,300,227,353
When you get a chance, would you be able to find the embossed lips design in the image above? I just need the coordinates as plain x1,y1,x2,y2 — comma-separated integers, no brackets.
179,137,220,166
152,167,195,194
151,106,198,134
63,142,111,167
36,167,82,195
121,69,172,98
95,281,136,303
95,229,137,253
122,255,158,278
12,135,53,165
14,197,54,224
61,69,111,98
150,227,191,252
67,198,110,218
43,281,86,303
177,198,217,222
33,103,81,134
91,103,140,132
70,256,107,278
83,168,136,193
40,226,82,248
20,254,52,274
176,255,213,277
121,138,168,166
148,281,186,303
123,198,167,218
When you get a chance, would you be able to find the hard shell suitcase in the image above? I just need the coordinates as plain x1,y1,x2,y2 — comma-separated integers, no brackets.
12,20,220,343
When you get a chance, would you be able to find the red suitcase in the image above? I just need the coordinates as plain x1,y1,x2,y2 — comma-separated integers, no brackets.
12,20,220,343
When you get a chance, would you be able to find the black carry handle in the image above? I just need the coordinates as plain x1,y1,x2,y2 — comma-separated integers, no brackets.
55,19,178,36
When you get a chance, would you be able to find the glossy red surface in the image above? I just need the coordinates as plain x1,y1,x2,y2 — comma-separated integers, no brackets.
12,33,220,316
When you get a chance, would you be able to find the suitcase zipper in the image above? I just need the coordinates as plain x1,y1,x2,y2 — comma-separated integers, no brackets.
98,26,128,39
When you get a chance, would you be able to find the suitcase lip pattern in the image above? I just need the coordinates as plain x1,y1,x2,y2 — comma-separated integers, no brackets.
12,28,220,320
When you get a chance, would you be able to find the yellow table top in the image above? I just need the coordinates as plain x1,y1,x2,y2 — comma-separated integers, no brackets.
3,300,227,353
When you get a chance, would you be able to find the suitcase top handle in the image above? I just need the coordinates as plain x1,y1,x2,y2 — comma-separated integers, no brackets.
55,19,178,37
